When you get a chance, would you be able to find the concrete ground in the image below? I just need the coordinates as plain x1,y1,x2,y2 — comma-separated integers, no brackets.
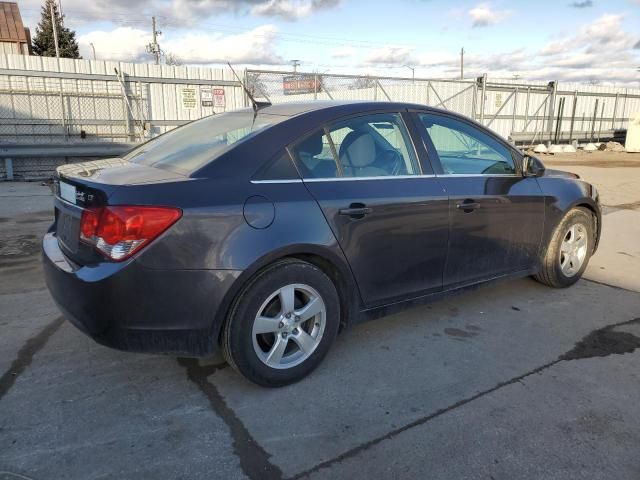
1,153,640,480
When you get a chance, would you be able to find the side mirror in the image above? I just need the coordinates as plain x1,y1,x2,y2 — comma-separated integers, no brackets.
522,154,546,177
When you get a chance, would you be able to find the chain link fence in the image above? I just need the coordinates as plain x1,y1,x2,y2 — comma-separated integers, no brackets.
0,74,142,144
1,55,639,180
246,69,640,145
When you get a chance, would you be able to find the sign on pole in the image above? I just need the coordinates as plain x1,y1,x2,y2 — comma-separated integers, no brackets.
283,75,321,95
213,88,226,108
181,87,197,110
200,87,213,107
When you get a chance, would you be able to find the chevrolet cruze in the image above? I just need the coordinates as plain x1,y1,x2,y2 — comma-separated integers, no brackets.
43,101,601,387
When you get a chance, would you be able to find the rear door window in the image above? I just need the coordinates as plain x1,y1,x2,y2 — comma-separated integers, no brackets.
292,113,419,179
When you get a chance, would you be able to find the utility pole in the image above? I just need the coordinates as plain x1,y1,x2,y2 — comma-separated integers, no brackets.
50,2,60,58
146,16,162,65
460,47,464,80
89,42,96,61
290,59,300,72
404,65,415,83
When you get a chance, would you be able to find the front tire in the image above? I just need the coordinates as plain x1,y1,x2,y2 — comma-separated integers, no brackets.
222,259,340,387
534,207,594,288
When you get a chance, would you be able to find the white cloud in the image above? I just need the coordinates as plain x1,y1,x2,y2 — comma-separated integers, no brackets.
331,46,356,59
19,0,340,27
251,0,340,21
78,27,151,62
78,25,283,65
364,46,415,65
163,25,283,64
468,3,512,28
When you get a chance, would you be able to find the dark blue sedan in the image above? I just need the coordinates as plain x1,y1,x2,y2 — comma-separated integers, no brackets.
43,101,601,386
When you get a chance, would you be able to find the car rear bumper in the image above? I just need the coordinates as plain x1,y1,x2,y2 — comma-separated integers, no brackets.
42,232,241,356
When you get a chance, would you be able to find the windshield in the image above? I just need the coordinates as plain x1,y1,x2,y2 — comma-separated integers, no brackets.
124,112,280,174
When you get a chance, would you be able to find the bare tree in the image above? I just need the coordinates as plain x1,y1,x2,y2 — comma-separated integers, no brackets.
164,52,182,66
349,76,377,90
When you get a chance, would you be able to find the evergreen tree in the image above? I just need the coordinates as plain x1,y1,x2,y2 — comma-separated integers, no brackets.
32,0,80,59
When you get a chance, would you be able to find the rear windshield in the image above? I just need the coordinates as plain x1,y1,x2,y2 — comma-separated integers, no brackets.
124,112,282,174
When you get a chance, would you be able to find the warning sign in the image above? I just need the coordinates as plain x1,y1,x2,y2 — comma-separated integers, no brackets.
181,87,197,110
200,87,213,107
213,88,225,108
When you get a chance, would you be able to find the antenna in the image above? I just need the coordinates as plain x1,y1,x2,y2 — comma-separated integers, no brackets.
227,63,271,112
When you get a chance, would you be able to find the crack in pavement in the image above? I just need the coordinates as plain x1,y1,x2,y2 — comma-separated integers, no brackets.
177,358,284,480
583,278,640,294
289,316,640,479
0,316,65,402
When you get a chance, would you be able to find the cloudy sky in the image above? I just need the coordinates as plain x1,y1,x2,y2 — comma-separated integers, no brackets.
18,0,640,85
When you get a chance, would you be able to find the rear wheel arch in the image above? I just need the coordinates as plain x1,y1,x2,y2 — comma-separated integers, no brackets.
214,248,358,347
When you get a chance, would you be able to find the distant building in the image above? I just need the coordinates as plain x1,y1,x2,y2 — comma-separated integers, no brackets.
0,2,31,55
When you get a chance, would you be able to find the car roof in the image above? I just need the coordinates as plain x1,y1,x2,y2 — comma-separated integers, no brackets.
234,100,444,118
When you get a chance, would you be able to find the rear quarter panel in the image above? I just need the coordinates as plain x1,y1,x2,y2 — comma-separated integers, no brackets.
107,177,359,336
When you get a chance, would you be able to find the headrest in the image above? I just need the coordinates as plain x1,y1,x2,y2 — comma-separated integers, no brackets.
340,132,376,168
298,132,323,156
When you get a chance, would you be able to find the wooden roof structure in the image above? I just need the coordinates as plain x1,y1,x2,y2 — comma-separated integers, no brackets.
0,2,28,44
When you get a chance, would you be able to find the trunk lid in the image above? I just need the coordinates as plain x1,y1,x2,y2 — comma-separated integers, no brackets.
53,158,185,265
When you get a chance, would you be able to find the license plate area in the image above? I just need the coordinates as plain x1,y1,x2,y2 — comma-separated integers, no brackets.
55,198,82,254
59,181,77,204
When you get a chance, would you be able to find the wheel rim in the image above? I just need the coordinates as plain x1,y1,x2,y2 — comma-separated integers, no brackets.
559,223,588,277
252,283,326,370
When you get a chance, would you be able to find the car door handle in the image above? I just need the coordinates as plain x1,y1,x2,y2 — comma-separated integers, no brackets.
339,204,372,217
456,201,481,211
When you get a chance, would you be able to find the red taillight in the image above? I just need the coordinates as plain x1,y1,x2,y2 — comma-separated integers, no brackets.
80,206,182,261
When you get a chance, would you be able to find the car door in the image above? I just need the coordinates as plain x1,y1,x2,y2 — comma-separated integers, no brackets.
412,111,545,288
290,111,449,308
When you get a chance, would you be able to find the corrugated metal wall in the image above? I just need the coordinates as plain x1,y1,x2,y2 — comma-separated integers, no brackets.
0,53,246,144
1,54,640,179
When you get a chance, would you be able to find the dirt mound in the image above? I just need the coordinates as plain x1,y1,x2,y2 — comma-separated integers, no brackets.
598,141,626,152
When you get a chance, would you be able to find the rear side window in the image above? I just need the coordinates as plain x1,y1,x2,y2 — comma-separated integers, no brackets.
254,152,300,180
124,112,283,175
292,113,419,179
418,114,516,175
293,130,339,179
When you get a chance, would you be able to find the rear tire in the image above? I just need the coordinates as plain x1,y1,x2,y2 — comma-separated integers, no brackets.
222,259,340,387
534,207,594,288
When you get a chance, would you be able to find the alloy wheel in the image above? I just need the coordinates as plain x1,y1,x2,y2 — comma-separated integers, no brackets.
252,283,326,369
559,223,588,277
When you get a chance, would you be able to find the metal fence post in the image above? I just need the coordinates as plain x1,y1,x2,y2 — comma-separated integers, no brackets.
546,81,557,146
510,87,518,136
590,99,599,142
116,70,134,142
524,87,530,130
243,69,249,108
471,83,477,121
4,158,13,180
314,73,318,101
479,74,487,125
611,93,619,130
597,101,605,143
569,91,577,144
